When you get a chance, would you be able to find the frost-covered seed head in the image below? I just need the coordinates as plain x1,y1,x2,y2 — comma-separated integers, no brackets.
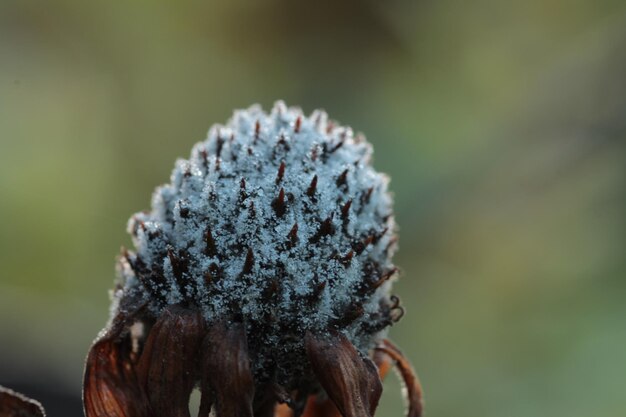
115,101,402,389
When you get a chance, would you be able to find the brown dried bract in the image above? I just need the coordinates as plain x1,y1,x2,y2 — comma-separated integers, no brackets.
83,315,151,417
300,396,341,417
137,305,204,417
202,321,255,417
0,386,46,417
305,331,382,417
375,340,424,417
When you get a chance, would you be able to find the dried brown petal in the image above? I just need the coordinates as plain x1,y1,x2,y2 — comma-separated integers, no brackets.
0,386,46,417
373,348,393,380
83,324,150,417
299,395,341,417
305,331,382,417
202,321,255,417
274,403,293,417
300,348,393,417
375,340,424,417
250,384,279,417
136,305,204,417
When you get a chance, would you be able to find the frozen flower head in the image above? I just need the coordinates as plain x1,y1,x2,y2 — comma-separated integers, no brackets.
83,102,423,417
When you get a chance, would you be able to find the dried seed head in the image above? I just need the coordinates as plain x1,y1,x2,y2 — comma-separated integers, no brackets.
95,101,409,416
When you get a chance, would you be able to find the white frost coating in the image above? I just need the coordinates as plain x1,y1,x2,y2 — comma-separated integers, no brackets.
115,101,399,359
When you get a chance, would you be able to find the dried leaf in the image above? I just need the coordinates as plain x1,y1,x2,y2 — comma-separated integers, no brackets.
0,385,46,417
136,305,204,417
202,321,255,417
305,331,382,417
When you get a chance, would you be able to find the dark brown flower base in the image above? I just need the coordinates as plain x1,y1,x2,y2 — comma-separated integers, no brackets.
82,305,423,417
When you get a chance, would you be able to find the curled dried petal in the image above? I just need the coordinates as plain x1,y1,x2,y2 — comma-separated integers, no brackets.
0,385,46,417
136,305,204,417
375,340,424,417
83,323,150,417
202,321,255,417
373,348,393,380
305,331,382,417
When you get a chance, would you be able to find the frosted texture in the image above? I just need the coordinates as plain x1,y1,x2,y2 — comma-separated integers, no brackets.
114,102,399,379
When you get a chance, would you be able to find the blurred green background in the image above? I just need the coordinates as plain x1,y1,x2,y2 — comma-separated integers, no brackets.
1,1,625,416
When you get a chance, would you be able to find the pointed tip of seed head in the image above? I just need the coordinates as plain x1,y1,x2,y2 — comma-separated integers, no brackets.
205,227,217,256
310,215,335,243
372,227,389,244
341,199,352,220
329,138,346,154
121,246,131,260
239,178,247,201
307,175,318,197
355,235,375,255
341,250,354,267
336,169,349,188
373,267,398,289
287,223,299,248
242,248,254,276
336,303,365,326
276,161,286,184
167,247,184,280
216,135,224,158
272,188,286,217
294,116,302,133
385,236,398,254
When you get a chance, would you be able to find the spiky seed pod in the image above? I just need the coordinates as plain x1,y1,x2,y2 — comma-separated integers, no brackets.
83,102,423,417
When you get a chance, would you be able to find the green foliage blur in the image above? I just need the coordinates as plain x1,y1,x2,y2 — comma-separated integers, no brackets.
1,1,625,416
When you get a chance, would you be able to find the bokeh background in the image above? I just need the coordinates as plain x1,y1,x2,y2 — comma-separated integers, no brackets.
1,1,625,416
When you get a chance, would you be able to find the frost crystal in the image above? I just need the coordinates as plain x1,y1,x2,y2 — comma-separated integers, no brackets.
117,101,401,385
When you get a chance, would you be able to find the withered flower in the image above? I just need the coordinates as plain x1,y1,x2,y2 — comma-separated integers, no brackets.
83,102,423,417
